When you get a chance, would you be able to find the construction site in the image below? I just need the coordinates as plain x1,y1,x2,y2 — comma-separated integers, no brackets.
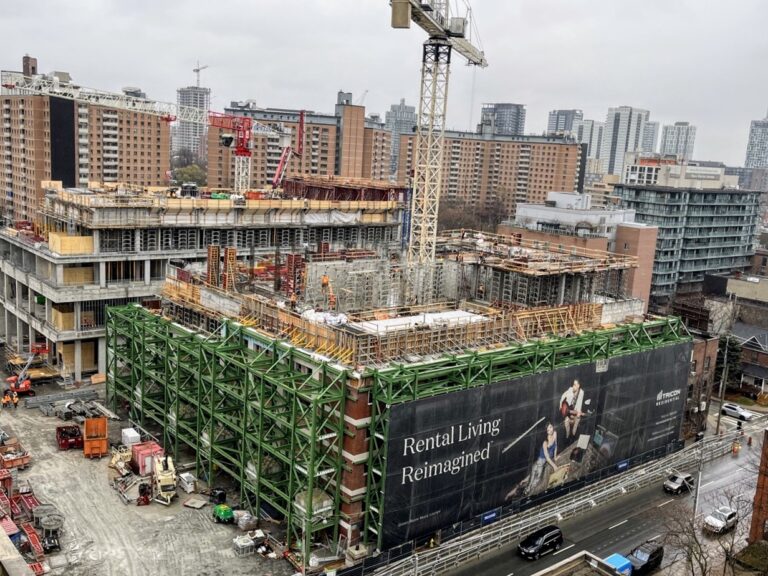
106,213,691,571
0,3,696,575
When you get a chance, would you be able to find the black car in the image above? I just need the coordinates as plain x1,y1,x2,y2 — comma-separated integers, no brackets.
627,540,664,574
517,525,564,560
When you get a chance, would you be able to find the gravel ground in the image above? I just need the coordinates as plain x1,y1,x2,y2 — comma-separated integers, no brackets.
2,395,296,576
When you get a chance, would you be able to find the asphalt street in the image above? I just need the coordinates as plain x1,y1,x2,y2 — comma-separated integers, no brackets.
449,411,763,576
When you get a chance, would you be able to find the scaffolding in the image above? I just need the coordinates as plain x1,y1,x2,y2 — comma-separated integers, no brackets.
106,305,689,559
106,305,346,570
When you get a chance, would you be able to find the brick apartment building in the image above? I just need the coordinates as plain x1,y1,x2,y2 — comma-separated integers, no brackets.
397,131,584,219
2,56,170,223
208,92,391,189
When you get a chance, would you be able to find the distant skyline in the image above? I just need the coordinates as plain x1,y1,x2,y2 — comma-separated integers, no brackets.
3,0,768,166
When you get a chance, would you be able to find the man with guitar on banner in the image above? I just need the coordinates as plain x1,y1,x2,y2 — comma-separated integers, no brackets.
560,379,585,443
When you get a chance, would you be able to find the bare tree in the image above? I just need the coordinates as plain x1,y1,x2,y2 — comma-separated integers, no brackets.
660,472,756,576
705,480,753,576
662,501,716,576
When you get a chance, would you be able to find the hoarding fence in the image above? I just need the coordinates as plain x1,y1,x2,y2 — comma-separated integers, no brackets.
339,424,753,576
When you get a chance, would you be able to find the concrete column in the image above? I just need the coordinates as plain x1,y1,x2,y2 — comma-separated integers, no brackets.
97,337,107,374
28,324,34,349
99,262,106,288
0,306,5,339
15,318,23,350
92,230,100,255
55,265,64,286
74,302,81,331
45,299,52,324
74,340,82,382
135,229,141,252
574,276,581,302
15,279,21,309
144,260,151,285
558,274,567,306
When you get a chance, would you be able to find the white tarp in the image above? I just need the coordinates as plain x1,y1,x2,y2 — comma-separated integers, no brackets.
304,210,361,224
350,309,487,335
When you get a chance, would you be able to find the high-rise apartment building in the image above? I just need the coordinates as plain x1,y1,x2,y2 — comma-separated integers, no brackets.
640,121,659,153
398,132,582,218
385,98,417,179
600,106,650,176
174,85,210,157
745,113,768,169
2,59,170,222
660,122,696,160
208,92,391,189
547,109,583,135
478,103,526,136
572,119,604,159
615,167,759,312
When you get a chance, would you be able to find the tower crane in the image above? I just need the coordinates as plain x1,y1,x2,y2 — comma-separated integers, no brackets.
1,71,290,194
391,0,487,265
272,110,305,189
192,61,209,88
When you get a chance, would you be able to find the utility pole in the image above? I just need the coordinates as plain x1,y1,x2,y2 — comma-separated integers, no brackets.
692,446,703,520
715,334,731,436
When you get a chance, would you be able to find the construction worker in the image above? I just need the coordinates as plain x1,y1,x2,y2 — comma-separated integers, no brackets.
1,393,9,411
11,392,18,410
329,293,337,310
289,292,298,311
321,273,330,295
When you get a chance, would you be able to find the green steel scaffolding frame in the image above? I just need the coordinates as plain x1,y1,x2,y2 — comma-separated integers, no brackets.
363,316,690,550
106,305,347,568
107,303,689,558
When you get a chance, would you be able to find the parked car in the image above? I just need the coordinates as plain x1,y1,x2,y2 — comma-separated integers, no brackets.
703,506,738,534
663,472,694,495
517,525,564,560
721,402,754,421
626,540,664,574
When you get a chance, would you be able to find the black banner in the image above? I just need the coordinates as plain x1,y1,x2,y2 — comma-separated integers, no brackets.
382,342,691,547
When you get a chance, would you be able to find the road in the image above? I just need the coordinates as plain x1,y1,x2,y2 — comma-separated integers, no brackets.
450,416,762,576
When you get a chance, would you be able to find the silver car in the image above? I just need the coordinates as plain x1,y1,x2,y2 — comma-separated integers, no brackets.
721,403,754,421
703,506,738,533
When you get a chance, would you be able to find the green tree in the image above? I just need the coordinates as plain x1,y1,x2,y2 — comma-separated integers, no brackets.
174,164,207,186
172,147,198,169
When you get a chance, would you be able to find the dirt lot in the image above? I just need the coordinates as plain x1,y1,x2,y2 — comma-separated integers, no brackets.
2,391,296,576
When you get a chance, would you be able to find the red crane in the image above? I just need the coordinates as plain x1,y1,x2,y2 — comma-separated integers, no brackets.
208,112,255,194
272,110,305,189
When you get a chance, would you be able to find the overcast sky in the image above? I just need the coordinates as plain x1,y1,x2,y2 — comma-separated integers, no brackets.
4,0,767,166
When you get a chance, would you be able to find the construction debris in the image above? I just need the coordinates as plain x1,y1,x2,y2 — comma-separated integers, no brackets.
0,439,30,470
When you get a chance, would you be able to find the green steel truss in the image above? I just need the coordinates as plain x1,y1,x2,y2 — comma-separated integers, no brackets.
363,316,690,550
106,305,347,567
